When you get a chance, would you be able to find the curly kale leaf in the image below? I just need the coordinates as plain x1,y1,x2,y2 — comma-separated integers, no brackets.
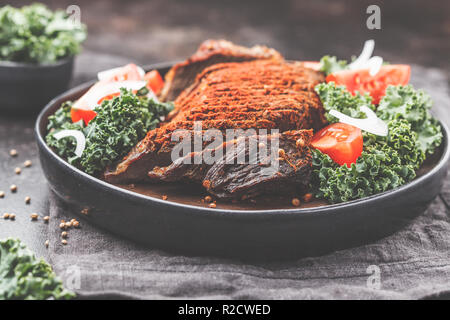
45,101,84,164
0,3,87,63
312,147,415,203
46,89,174,176
79,89,173,175
319,55,348,75
0,238,75,300
315,82,373,123
365,119,425,169
377,85,442,155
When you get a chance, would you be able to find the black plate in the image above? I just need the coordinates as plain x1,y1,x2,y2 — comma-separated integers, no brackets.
35,62,450,260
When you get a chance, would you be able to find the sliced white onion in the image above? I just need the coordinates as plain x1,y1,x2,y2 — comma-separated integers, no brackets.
85,80,147,108
347,40,384,76
329,105,388,136
53,130,86,157
97,65,145,81
367,56,383,76
348,40,375,70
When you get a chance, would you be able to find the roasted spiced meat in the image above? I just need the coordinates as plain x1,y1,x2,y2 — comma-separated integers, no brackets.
105,41,326,200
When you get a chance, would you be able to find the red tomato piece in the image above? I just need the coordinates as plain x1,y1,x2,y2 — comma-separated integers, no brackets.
70,108,97,126
106,63,142,82
312,123,363,167
326,65,410,104
144,70,164,93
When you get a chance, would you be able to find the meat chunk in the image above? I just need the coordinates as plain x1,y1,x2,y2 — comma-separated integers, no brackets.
147,130,312,200
159,39,283,102
105,57,326,199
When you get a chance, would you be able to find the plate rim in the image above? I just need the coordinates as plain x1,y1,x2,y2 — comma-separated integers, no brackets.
35,62,450,219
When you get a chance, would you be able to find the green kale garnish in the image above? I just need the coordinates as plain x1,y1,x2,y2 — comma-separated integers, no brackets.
315,82,373,123
377,85,442,155
0,3,87,63
0,238,75,300
46,89,174,176
312,83,442,203
318,55,348,75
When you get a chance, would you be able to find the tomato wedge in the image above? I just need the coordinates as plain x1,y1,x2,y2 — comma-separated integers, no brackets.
326,65,410,104
312,123,363,167
105,63,142,82
144,70,164,93
70,108,97,126
299,61,321,71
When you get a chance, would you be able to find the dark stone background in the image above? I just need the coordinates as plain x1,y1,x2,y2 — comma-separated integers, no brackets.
0,0,449,266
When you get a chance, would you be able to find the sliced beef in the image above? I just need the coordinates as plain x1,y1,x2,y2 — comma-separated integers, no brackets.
159,39,283,102
105,58,326,199
147,130,312,200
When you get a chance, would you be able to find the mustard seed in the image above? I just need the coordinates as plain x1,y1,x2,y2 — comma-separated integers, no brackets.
59,222,66,229
43,216,50,223
9,214,15,220
30,213,38,220
45,240,49,248
209,202,217,208
10,185,17,193
162,195,168,200
61,231,68,238
73,221,80,228
0,191,4,198
25,196,31,204
9,149,17,157
292,198,301,207
61,239,67,245
24,160,32,167
14,167,21,175
3,213,10,219
204,195,213,203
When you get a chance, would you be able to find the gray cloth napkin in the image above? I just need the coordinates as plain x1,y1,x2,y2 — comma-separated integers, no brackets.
46,64,450,300
47,178,450,300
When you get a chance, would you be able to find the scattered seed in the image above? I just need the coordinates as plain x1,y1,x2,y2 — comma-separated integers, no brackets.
61,239,68,245
73,221,80,228
3,213,10,219
9,149,17,157
162,195,168,200
278,148,286,157
14,167,21,174
25,196,31,204
81,208,89,215
0,191,4,198
292,198,301,207
9,214,15,220
303,193,313,203
204,195,213,203
65,221,72,228
59,222,66,229
45,240,49,248
24,160,32,167
10,185,17,193
296,138,305,148
209,202,217,208
30,213,38,220
70,218,76,223
43,216,50,223
61,231,68,238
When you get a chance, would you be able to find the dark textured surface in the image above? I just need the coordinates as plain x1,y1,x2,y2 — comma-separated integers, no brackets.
1,0,449,299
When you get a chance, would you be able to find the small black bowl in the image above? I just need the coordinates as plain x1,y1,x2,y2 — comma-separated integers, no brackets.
35,62,450,260
0,57,74,115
